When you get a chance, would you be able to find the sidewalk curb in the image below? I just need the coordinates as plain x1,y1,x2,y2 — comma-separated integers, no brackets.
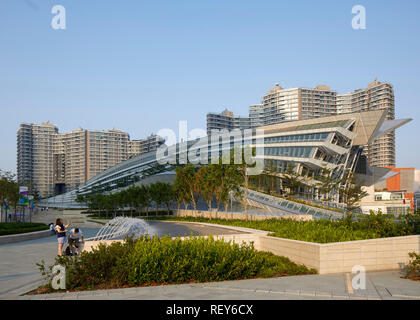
0,230,53,245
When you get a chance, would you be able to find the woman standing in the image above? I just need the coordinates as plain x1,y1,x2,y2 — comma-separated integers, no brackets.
55,218,71,256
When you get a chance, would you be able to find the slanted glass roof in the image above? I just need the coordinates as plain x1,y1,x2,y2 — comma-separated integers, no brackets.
374,119,412,139
295,120,350,131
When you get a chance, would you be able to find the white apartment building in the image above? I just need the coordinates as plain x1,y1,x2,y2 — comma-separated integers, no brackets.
248,80,396,167
17,123,164,197
17,122,58,197
336,80,395,167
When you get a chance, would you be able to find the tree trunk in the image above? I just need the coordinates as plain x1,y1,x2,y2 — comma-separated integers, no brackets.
216,196,221,212
191,195,197,211
243,174,249,221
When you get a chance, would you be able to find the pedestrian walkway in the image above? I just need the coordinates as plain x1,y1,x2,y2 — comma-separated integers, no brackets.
12,271,420,300
2,219,419,300
0,221,245,299
30,209,103,229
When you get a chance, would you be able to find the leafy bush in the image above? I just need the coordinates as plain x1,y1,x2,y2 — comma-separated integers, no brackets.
400,214,420,235
36,236,315,292
160,212,419,243
403,252,420,281
348,212,416,238
0,222,49,236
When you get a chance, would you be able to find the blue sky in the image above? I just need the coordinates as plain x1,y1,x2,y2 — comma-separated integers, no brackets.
0,0,419,173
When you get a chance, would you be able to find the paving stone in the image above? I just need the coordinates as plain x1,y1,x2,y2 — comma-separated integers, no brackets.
299,291,316,297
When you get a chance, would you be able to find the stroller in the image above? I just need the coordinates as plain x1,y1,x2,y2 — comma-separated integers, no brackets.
64,238,84,256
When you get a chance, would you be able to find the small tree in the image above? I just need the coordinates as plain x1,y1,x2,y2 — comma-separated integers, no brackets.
174,176,188,211
160,183,175,215
339,170,368,217
125,187,141,217
149,182,167,215
174,164,199,211
231,146,257,220
0,171,17,222
137,185,151,216
314,166,340,208
197,166,216,211
261,160,278,195
281,163,302,198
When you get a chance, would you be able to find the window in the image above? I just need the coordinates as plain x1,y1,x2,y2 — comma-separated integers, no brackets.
264,147,313,158
264,132,329,144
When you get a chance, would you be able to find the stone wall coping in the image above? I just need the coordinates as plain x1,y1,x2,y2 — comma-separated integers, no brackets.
170,221,420,247
316,234,420,247
160,220,270,236
0,229,53,245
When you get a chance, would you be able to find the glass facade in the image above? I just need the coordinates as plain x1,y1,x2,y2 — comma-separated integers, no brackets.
295,120,349,131
265,132,329,144
264,146,313,158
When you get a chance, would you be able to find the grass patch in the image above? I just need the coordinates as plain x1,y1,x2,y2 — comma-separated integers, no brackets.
150,213,420,243
0,222,49,236
34,236,315,294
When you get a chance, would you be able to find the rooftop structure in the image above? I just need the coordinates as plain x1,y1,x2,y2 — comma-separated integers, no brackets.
41,110,411,212
208,80,398,168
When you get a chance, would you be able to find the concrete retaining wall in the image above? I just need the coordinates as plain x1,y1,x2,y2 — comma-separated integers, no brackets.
0,229,53,245
83,222,420,275
317,235,420,274
253,235,420,274
176,209,312,221
258,236,321,271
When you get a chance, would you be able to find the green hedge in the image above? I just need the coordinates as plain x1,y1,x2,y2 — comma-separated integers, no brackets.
36,236,315,292
157,213,419,243
0,223,49,236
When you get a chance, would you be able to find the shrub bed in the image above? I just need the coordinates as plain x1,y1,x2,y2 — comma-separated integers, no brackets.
35,236,315,293
155,213,420,243
0,222,49,236
404,252,420,282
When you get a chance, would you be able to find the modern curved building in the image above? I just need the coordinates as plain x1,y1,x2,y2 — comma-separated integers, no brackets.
40,110,411,211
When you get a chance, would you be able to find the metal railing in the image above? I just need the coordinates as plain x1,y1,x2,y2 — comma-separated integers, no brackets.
245,189,343,220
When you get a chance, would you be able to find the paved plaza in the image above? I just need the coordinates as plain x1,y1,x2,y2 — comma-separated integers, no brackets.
0,220,244,298
11,271,420,300
0,216,419,300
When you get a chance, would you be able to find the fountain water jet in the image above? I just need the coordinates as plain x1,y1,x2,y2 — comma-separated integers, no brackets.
89,217,150,241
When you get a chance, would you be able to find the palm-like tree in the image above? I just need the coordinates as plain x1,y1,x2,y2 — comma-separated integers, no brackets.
339,170,368,216
174,164,199,211
314,166,341,208
197,166,216,211
281,163,302,199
